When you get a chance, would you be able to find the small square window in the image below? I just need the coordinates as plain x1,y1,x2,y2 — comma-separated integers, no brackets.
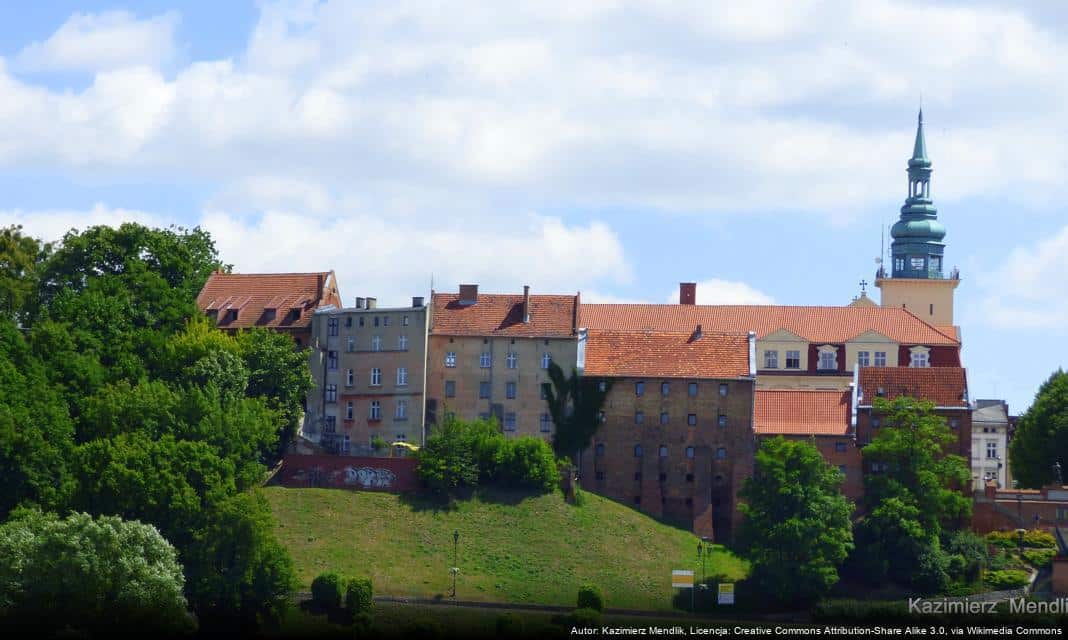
506,382,517,399
634,445,643,458
685,473,694,483
688,382,698,397
717,415,728,428
660,412,669,425
685,446,695,459
875,351,887,367
857,351,870,367
444,352,456,367
634,411,644,424
785,350,801,369
634,472,642,481
540,414,552,433
661,382,670,396
635,381,645,396
598,381,607,392
716,447,727,459
763,350,778,369
719,383,729,397
479,381,491,399
835,442,847,452
595,471,605,481
479,352,491,368
595,443,605,457
504,413,517,431
658,445,668,457
445,380,456,398
658,472,667,482
687,414,697,426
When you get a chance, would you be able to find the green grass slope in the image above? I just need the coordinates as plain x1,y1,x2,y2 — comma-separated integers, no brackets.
263,486,746,611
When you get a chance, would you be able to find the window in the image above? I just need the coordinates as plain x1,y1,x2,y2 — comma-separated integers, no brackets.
506,352,518,369
894,257,905,272
479,412,490,421
541,352,552,369
634,411,644,424
595,443,605,457
718,415,728,428
504,413,517,431
719,383,729,397
540,413,551,433
373,316,380,327
394,433,407,443
444,352,456,367
328,317,339,336
838,465,847,475
345,401,353,420
497,381,513,399
323,416,336,433
687,414,697,426
661,382,670,396
785,350,801,369
950,418,960,429
987,441,997,459
686,446,695,459
396,399,408,420
598,381,607,392
340,435,350,454
659,445,668,458
370,368,381,386
910,350,929,368
398,335,408,350
716,447,727,459
660,412,669,425
345,317,352,328
345,369,354,387
479,352,491,368
346,337,355,352
764,350,778,369
857,351,870,367
327,351,338,370
595,471,606,481
403,315,410,326
598,411,606,423
686,473,694,482
871,417,881,428
445,380,456,398
359,317,365,327
688,382,698,397
930,256,941,273
369,401,381,421
635,381,645,396
633,496,641,505
372,336,381,352
479,381,491,399
383,316,390,327
325,384,337,403
818,349,837,371
540,384,549,400
835,442,847,453
396,367,408,386
874,351,887,367
658,472,667,482
910,256,925,271
634,445,643,458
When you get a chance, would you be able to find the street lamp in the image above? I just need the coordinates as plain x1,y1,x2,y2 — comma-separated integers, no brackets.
450,530,459,598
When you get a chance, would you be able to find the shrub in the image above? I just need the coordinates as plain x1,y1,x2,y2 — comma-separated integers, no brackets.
942,530,989,582
985,531,1021,549
571,608,602,627
912,545,950,595
496,613,524,636
492,437,559,492
311,572,345,610
1022,530,1057,549
984,569,1030,590
576,583,605,612
371,436,387,452
344,577,373,616
351,611,374,637
1023,549,1056,568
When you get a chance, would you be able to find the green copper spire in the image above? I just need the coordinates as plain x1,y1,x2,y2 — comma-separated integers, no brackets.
910,109,929,166
889,110,946,279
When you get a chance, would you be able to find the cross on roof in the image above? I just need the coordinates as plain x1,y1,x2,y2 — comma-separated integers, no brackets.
859,280,868,294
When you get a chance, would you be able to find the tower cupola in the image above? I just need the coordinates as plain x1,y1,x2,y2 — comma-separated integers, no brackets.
889,109,947,279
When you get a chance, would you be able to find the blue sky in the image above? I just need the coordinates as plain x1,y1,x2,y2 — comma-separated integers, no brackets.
0,1,1065,412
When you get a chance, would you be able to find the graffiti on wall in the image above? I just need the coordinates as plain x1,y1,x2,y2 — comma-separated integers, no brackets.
342,466,397,488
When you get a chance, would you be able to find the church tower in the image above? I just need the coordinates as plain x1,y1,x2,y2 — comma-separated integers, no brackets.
875,110,960,327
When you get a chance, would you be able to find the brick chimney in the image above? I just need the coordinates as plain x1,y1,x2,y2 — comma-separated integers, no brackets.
523,285,531,323
680,282,697,305
459,284,479,305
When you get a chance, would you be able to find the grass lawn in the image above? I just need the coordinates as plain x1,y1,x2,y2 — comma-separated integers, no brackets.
262,486,746,611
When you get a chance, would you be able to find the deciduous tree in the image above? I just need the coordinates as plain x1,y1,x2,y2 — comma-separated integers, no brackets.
1009,370,1068,488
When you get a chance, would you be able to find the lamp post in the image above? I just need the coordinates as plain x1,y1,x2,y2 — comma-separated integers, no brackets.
450,530,459,598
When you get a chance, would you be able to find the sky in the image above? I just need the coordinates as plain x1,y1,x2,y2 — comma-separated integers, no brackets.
0,1,1065,413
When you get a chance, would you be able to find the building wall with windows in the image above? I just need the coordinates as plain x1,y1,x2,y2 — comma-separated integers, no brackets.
426,285,579,440
305,296,429,455
972,400,1010,490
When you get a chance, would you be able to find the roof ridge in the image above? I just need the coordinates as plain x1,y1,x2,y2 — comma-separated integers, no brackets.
895,306,961,344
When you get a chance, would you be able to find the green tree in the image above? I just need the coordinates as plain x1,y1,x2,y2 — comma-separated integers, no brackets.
0,509,196,636
736,436,854,604
1009,370,1068,488
0,225,50,323
542,363,610,459
183,492,296,633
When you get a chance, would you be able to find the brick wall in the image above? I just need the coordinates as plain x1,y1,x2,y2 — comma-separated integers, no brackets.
274,454,420,492
761,434,863,502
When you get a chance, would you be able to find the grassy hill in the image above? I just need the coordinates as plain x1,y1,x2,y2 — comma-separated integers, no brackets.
262,486,747,611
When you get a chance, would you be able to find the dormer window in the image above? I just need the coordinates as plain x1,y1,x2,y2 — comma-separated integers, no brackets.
909,346,931,368
287,308,301,323
226,309,238,323
817,345,837,371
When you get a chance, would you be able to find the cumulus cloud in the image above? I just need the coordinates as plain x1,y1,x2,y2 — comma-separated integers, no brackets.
665,279,776,305
981,225,1068,330
0,203,163,242
15,11,179,73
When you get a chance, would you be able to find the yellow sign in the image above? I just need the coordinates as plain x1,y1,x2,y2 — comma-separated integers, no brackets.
718,582,735,605
671,570,694,589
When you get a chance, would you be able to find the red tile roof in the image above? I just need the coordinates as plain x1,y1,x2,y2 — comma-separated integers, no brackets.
579,304,959,346
196,271,340,330
754,389,852,436
430,292,577,337
583,330,751,379
858,367,969,408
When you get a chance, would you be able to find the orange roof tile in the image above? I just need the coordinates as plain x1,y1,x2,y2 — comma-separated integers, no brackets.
755,389,852,436
583,330,751,379
858,367,968,408
196,272,339,331
430,292,577,338
579,304,959,346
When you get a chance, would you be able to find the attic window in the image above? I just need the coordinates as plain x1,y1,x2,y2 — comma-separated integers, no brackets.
287,308,302,323
226,309,238,322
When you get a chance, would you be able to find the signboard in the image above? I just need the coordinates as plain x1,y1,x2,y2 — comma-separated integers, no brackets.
671,570,694,589
718,582,735,605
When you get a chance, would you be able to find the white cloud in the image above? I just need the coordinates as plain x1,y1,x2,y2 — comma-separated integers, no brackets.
665,279,775,305
15,11,179,73
981,225,1068,330
0,204,162,243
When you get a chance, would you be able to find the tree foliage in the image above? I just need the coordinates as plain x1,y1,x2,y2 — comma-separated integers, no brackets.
0,225,49,322
0,509,196,636
1009,369,1068,488
736,436,854,604
543,362,611,458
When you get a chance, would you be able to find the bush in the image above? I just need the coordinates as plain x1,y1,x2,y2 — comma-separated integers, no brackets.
912,545,951,595
577,584,605,612
1023,549,1056,568
1022,530,1057,549
351,611,374,637
984,569,1030,590
942,530,989,582
344,577,373,615
493,437,559,492
985,531,1021,549
571,608,602,627
311,572,345,610
496,613,524,636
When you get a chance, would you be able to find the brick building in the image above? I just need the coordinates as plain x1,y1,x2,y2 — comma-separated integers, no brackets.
426,284,580,439
195,271,343,347
305,296,429,455
578,328,756,541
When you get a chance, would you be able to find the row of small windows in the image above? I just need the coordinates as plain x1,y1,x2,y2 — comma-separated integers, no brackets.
474,412,554,433
326,367,409,389
445,351,553,369
327,315,411,335
893,256,942,273
444,380,547,400
594,443,727,460
634,381,729,397
592,471,727,487
330,334,411,352
762,350,802,369
631,411,729,427
323,398,409,427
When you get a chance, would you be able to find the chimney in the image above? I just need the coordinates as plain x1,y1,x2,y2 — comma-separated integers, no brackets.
523,285,531,323
693,323,703,340
366,297,377,309
412,296,425,308
354,297,365,309
459,284,479,305
680,282,697,305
